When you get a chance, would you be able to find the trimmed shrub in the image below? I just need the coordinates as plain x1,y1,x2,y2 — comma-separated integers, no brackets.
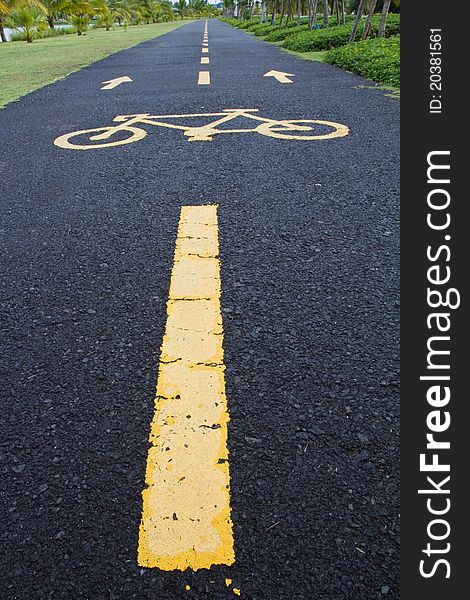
237,20,259,29
264,24,310,42
10,24,77,41
324,35,400,88
283,13,400,52
252,25,276,36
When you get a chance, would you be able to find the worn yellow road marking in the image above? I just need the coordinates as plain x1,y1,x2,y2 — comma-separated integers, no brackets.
202,47,209,53
263,70,295,84
101,75,132,90
138,205,234,571
198,71,211,85
201,57,210,65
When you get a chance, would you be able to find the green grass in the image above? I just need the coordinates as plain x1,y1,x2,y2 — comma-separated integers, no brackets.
354,84,400,99
281,48,326,62
0,21,192,108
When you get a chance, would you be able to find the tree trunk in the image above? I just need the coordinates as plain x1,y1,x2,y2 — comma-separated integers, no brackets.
349,0,365,43
322,0,328,27
48,15,55,29
297,0,301,25
279,3,284,27
287,0,293,24
334,0,339,23
341,0,345,24
0,19,7,42
378,0,391,37
361,0,377,39
308,0,317,29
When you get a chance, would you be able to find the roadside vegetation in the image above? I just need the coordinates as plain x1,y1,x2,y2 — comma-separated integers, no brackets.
220,0,400,90
0,21,190,107
0,0,221,107
325,34,399,87
0,0,219,43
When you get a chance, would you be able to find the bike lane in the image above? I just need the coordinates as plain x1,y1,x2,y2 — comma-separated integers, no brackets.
1,19,399,600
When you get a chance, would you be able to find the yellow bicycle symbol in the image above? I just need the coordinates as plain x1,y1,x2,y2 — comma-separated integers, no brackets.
54,108,349,150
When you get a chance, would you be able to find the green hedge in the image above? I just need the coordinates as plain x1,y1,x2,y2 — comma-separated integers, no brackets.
238,20,259,29
324,35,400,88
253,25,275,36
283,13,400,52
263,24,310,42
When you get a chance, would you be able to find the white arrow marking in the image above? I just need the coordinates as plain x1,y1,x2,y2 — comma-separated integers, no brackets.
101,76,133,90
263,70,295,84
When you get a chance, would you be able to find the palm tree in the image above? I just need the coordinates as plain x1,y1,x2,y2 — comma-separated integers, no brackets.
1,0,46,42
152,1,174,22
65,0,100,35
173,0,186,19
6,5,46,41
96,0,132,28
41,0,68,28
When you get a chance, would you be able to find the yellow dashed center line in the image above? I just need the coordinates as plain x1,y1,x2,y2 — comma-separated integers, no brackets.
198,71,211,85
202,47,209,53
201,57,210,65
138,205,234,572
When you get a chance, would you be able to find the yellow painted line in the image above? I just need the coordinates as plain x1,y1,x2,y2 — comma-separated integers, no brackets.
198,71,211,85
202,47,209,53
138,205,234,571
201,57,210,65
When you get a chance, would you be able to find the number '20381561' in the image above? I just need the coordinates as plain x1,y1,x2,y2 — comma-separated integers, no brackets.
429,29,442,114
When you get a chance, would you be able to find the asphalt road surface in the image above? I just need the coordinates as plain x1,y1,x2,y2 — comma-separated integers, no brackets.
0,19,400,600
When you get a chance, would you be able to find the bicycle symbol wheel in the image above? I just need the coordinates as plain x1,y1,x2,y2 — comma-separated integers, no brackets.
54,126,147,150
256,119,349,140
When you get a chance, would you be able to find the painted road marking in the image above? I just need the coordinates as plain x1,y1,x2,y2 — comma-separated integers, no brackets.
101,76,132,90
198,71,211,85
202,42,208,46
54,110,350,148
201,57,210,65
263,70,295,84
202,47,209,53
138,205,234,571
